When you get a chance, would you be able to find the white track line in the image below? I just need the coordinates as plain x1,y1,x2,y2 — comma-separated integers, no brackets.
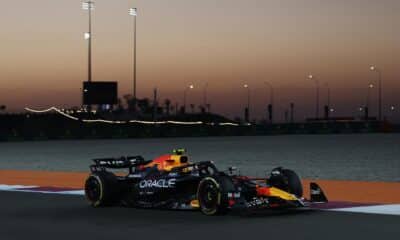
0,184,37,190
56,190,84,195
15,190,84,195
0,185,83,195
331,205,400,216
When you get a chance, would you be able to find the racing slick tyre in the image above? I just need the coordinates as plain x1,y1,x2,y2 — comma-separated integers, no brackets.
197,175,235,216
84,171,119,207
281,169,303,198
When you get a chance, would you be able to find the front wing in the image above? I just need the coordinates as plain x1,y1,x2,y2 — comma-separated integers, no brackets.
226,182,328,211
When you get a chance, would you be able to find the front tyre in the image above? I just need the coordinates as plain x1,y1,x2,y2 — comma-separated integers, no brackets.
281,169,303,197
84,172,118,207
270,168,303,198
197,176,233,216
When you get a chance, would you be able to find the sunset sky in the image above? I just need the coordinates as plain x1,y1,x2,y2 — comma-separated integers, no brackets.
0,0,399,121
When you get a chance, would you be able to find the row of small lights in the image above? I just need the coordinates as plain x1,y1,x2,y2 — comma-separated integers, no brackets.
358,106,396,112
24,107,242,126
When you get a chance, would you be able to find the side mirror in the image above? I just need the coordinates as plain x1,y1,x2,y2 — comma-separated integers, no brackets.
228,166,238,175
270,167,283,176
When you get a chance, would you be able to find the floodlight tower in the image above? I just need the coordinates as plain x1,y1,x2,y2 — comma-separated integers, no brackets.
82,1,94,83
129,8,138,106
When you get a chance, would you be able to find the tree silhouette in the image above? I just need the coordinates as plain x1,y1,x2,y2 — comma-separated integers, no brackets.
137,98,151,114
164,99,171,116
206,104,211,113
199,105,205,114
190,104,195,114
123,94,135,111
116,98,124,112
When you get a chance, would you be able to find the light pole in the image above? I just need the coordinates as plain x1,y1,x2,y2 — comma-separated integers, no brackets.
153,88,158,121
129,7,138,111
203,82,208,112
366,83,374,120
290,103,294,123
82,1,94,83
358,106,364,119
370,66,382,121
243,84,250,122
325,82,330,109
183,84,194,113
324,82,330,119
390,106,395,121
264,82,274,123
308,74,319,119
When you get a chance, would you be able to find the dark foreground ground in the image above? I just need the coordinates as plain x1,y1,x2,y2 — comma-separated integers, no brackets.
0,191,399,240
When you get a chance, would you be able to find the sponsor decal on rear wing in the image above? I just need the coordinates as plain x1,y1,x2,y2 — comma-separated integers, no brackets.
92,156,151,169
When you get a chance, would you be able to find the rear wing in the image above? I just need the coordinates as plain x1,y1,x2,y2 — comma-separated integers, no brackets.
310,182,328,203
90,156,152,172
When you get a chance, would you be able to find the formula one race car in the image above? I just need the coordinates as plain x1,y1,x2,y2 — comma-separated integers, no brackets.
84,149,328,215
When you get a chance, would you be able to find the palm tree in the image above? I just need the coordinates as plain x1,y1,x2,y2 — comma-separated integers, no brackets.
199,105,205,114
164,99,171,116
123,94,134,111
137,98,151,114
116,98,124,112
206,104,211,113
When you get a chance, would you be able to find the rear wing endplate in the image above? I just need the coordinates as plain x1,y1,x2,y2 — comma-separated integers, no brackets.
310,182,328,203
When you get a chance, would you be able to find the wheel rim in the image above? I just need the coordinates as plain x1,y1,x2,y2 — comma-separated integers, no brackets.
85,176,101,202
199,180,219,210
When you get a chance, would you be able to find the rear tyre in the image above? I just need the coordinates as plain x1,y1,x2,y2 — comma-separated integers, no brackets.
197,175,234,216
84,171,119,207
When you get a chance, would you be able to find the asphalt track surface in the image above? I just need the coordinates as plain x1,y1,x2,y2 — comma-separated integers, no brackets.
1,192,399,240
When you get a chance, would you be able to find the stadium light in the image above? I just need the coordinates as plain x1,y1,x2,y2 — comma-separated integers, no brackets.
82,1,94,10
129,8,137,16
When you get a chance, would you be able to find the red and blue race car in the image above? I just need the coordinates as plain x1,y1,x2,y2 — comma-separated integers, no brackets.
84,149,328,215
